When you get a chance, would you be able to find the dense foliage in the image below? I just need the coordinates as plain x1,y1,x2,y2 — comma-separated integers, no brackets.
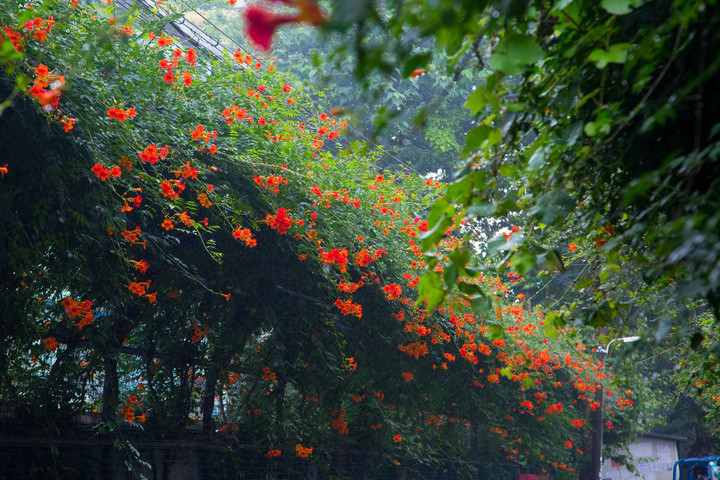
236,0,720,469
186,2,477,174
305,0,720,343
0,0,657,477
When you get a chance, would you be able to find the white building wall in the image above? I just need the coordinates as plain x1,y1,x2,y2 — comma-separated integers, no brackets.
601,436,680,480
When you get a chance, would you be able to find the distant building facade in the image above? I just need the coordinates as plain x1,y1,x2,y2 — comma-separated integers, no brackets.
601,434,687,480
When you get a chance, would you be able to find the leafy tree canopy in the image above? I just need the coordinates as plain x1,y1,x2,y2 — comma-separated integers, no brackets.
262,0,720,358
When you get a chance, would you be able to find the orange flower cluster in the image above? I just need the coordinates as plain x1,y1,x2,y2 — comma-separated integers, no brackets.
197,192,212,208
184,48,197,66
338,279,363,293
232,50,253,66
121,226,142,244
61,297,95,329
43,337,59,352
128,281,151,296
171,161,199,180
60,117,76,132
401,372,414,382
334,299,362,319
346,356,357,371
319,248,348,272
22,15,55,43
138,144,169,164
253,175,288,195
266,449,281,457
331,407,349,435
544,403,563,414
91,163,121,181
2,26,25,52
262,366,276,381
382,283,402,300
191,323,210,342
264,208,293,234
148,32,172,47
222,105,249,123
233,227,257,247
107,106,137,122
176,211,193,227
354,248,375,267
397,341,429,359
121,403,145,423
295,444,313,458
190,124,217,144
311,187,361,208
160,179,185,200
113,24,133,38
615,396,633,410
29,63,64,109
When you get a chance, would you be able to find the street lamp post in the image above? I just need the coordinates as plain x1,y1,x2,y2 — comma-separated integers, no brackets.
591,336,641,480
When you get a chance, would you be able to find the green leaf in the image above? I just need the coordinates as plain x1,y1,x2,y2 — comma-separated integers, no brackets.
456,281,484,296
470,293,493,316
427,197,451,226
465,87,488,114
538,248,565,271
416,271,446,312
498,164,516,177
551,0,575,11
445,174,474,201
488,34,545,75
444,263,459,289
528,189,574,225
465,76,500,114
466,202,495,217
487,232,524,256
402,52,432,78
420,212,450,251
511,249,536,275
463,125,494,153
589,301,614,327
588,43,633,69
527,145,550,171
599,263,620,282
495,198,519,216
448,247,471,276
601,0,633,15
487,322,504,339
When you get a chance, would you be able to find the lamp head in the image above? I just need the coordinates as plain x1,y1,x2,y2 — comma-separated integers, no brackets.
597,335,640,354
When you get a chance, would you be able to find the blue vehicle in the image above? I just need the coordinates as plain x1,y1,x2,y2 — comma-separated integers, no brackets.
673,457,720,480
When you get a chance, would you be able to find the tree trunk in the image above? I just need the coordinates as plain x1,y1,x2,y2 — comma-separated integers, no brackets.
102,351,119,422
201,366,218,432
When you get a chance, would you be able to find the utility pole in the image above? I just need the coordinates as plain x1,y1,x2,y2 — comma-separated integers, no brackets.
590,336,641,480
589,346,607,480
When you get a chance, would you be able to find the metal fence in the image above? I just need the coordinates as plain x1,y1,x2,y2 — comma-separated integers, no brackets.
0,432,521,480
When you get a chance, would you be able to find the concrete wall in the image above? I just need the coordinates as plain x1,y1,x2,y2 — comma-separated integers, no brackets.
601,436,681,480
